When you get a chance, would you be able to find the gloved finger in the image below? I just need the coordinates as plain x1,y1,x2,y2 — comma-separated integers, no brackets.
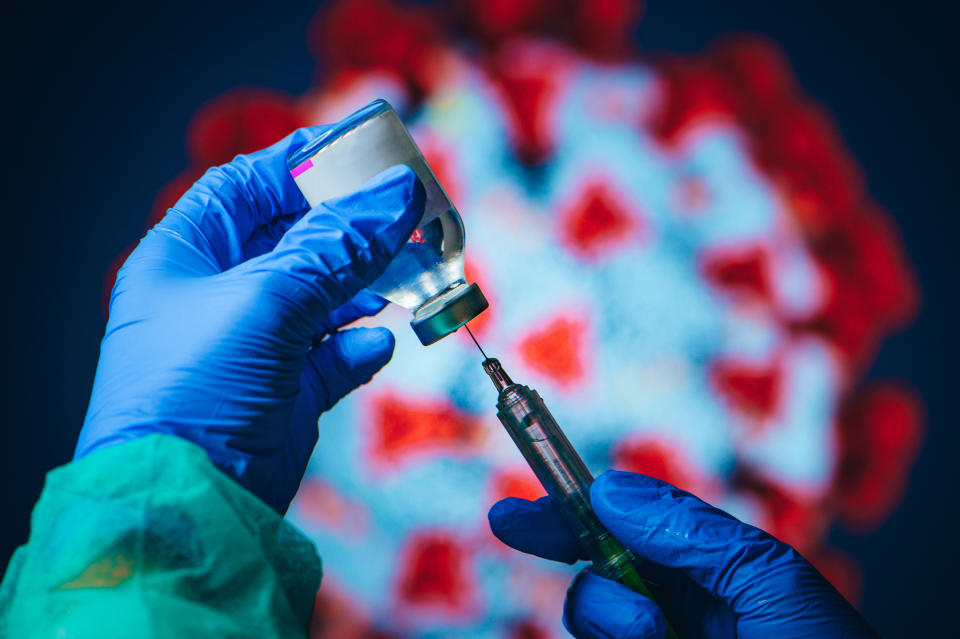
563,571,666,639
488,496,587,564
268,327,396,512
241,210,304,261
589,471,836,622
317,290,389,339
247,164,424,328
252,328,393,515
298,327,396,419
152,126,328,271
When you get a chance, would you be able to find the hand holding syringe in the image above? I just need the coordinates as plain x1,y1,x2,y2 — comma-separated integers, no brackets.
464,326,680,639
467,324,877,639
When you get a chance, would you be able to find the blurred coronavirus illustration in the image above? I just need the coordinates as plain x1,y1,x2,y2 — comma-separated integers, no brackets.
112,1,923,637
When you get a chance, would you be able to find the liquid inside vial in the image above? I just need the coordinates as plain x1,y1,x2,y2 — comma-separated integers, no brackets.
371,211,466,310
290,99,468,314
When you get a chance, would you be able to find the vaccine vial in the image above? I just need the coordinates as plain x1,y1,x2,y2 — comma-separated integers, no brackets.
287,99,488,345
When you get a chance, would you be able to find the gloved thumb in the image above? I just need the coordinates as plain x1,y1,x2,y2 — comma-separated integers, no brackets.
263,326,397,513
300,326,396,418
241,164,425,333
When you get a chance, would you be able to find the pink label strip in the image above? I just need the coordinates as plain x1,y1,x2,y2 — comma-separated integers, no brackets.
290,159,313,178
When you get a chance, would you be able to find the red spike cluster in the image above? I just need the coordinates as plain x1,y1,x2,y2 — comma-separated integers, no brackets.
308,0,643,163
456,0,643,60
646,37,922,539
309,0,443,96
800,210,919,368
310,583,400,639
652,38,864,232
809,550,863,609
510,619,553,639
560,180,641,258
396,532,476,615
489,467,547,503
565,0,641,60
651,36,918,368
186,89,306,167
831,384,924,531
488,46,566,165
729,465,868,604
709,358,783,422
454,0,554,45
612,436,713,498
731,466,826,553
700,246,774,304
368,393,482,466
517,315,589,388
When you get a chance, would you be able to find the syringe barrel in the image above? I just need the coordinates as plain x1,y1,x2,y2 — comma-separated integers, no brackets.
494,384,635,579
492,379,679,639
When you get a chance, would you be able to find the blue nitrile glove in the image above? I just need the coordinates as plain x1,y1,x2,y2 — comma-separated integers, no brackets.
489,471,878,639
76,128,425,514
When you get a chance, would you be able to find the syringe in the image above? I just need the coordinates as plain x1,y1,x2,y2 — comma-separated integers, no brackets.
479,354,679,639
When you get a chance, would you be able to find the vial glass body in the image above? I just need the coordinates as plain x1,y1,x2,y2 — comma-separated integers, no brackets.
288,100,486,344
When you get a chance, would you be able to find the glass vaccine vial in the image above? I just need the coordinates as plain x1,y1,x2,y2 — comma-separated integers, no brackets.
287,99,488,345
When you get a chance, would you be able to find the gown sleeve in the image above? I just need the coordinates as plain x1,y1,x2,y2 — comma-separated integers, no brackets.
0,434,322,638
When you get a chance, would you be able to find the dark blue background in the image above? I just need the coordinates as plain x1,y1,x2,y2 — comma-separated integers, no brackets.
6,2,956,635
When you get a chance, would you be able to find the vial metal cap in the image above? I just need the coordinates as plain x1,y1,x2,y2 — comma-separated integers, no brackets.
410,282,488,345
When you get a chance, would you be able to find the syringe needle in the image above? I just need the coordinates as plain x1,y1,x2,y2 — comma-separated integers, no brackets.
463,324,488,359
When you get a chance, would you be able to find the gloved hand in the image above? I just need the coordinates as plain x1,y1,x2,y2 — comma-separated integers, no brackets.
489,471,878,639
76,128,425,514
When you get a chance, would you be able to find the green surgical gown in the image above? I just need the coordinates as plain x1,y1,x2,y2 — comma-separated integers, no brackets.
0,434,322,638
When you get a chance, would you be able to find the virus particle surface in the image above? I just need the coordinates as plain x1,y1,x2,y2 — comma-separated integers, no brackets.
127,1,922,635
560,180,640,258
518,315,589,389
396,532,476,616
